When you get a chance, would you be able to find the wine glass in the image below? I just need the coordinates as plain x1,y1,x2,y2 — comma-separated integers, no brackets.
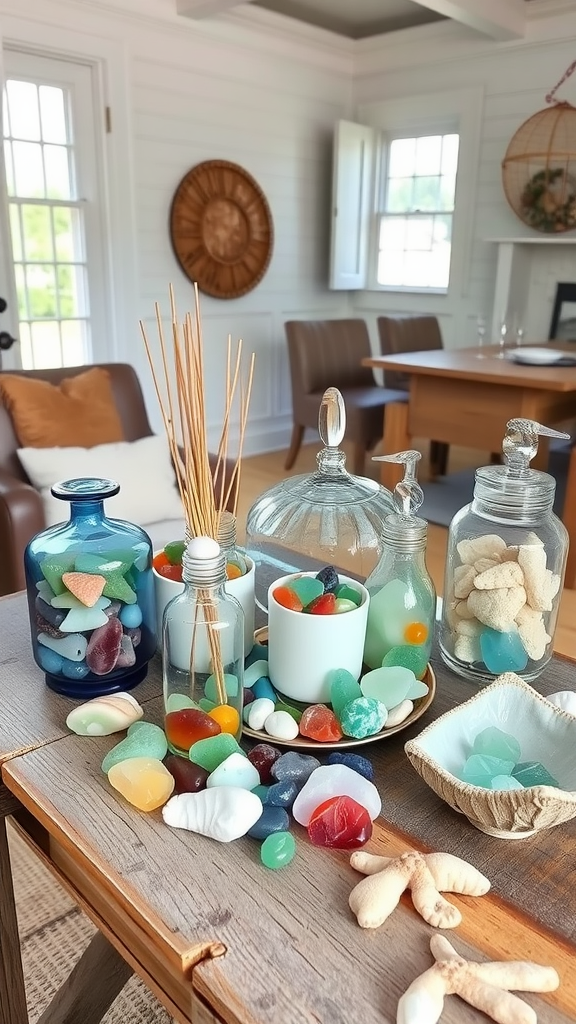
497,318,508,359
475,315,487,358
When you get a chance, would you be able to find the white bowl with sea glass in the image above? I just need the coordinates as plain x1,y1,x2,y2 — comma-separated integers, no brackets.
404,672,576,839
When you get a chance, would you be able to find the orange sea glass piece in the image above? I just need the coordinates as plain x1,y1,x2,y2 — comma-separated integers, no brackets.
165,708,221,752
226,563,243,580
272,585,303,612
309,592,336,615
108,757,175,812
404,621,428,644
300,704,343,742
208,704,240,735
153,551,170,571
157,562,183,582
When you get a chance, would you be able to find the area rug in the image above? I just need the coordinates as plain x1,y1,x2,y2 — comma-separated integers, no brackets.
421,444,569,528
7,824,173,1023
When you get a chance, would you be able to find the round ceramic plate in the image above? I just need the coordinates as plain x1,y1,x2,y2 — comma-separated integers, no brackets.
243,628,436,750
505,347,569,366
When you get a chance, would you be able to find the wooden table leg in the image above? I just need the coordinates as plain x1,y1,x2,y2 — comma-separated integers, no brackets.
0,812,29,1024
380,402,410,490
36,931,133,1024
563,444,576,589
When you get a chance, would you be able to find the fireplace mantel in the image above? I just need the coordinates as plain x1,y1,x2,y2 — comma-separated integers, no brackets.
487,236,576,341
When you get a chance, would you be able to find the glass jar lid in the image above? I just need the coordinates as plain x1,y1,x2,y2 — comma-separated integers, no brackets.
51,477,121,501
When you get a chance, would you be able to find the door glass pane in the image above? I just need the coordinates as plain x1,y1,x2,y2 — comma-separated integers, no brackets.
39,85,67,143
9,205,22,261
27,264,57,316
61,318,88,365
14,263,27,317
18,322,32,368
6,80,40,140
30,319,61,368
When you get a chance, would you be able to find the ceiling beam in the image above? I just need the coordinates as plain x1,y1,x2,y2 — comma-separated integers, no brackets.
413,0,526,40
177,0,242,18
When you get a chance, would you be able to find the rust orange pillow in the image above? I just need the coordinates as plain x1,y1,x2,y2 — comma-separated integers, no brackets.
0,367,125,448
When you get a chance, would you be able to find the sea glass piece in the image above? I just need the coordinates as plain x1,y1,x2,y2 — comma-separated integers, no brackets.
339,697,388,739
308,593,336,615
115,635,136,668
188,734,246,773
381,644,428,680
164,539,186,565
299,704,343,742
38,632,87,662
58,602,111,634
244,660,270,688
40,553,76,595
307,795,372,849
101,722,168,774
60,657,91,680
274,699,302,724
163,787,263,841
328,668,363,718
207,752,260,790
246,642,269,667
252,676,277,702
36,646,64,674
208,704,240,736
260,831,296,869
165,693,198,713
272,585,303,612
61,571,106,607
288,576,324,607
164,754,209,794
360,666,414,709
491,775,524,791
512,761,560,788
334,598,357,614
74,551,137,604
459,754,515,788
363,579,412,668
205,672,239,704
262,780,299,809
86,616,123,675
156,563,182,581
66,692,143,735
252,784,269,802
35,612,64,640
271,751,320,787
247,743,282,783
35,594,66,628
334,584,361,606
316,565,339,593
327,751,375,781
404,621,429,645
247,806,291,840
119,603,143,628
292,764,381,825
226,562,243,581
165,708,221,753
473,726,522,763
199,698,217,713
107,757,174,811
480,627,529,674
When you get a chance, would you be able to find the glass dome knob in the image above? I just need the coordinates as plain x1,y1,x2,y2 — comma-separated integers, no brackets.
318,387,345,448
373,449,424,519
503,418,569,479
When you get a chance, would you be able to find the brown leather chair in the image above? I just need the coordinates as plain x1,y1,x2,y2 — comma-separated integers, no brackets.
284,319,408,475
377,315,449,477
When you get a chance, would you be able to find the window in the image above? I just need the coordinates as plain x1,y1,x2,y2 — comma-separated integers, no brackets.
377,132,459,291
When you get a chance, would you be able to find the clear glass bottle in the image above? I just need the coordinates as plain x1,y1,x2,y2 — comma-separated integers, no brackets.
162,536,244,755
363,451,436,678
218,510,255,657
440,418,570,684
218,510,248,579
245,387,394,611
24,477,156,698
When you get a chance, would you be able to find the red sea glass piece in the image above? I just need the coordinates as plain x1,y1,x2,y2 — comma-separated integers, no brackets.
299,704,343,742
308,592,336,615
164,708,221,751
307,795,373,849
164,754,209,794
85,616,123,675
157,562,183,582
272,585,303,612
248,742,282,783
153,551,170,571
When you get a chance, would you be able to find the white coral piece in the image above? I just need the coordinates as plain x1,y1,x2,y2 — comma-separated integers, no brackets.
162,787,263,842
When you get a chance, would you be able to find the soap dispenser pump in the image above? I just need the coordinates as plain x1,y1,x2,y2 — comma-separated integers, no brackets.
363,450,436,677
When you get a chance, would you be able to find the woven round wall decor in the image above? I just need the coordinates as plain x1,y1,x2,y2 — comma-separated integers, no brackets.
502,72,576,234
169,159,274,299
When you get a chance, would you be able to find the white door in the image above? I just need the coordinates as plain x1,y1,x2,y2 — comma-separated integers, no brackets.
1,47,111,369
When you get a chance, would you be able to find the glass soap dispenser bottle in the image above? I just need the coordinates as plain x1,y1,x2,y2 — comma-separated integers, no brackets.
245,387,394,611
440,418,569,684
363,450,436,679
162,535,244,756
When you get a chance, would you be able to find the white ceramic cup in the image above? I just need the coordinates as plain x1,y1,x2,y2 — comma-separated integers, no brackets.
153,555,255,656
267,572,370,704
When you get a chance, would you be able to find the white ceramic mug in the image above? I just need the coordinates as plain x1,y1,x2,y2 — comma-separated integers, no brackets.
153,555,255,656
267,572,370,704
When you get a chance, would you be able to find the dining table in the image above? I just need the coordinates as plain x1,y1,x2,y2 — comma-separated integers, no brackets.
362,344,576,587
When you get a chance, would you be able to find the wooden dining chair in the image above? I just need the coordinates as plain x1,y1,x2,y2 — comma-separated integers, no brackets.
377,315,449,477
284,319,408,475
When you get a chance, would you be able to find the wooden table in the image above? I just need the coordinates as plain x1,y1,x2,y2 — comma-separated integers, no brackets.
363,345,576,586
2,587,576,1023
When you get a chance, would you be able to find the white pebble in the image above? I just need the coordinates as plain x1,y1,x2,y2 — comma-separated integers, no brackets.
247,697,276,731
384,699,414,728
264,710,299,740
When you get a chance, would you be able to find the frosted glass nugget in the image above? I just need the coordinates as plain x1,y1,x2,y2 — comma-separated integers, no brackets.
206,752,260,790
162,787,263,841
107,757,174,811
66,691,144,735
292,764,381,825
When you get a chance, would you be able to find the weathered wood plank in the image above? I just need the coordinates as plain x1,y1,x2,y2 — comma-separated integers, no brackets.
0,816,28,1024
35,932,133,1024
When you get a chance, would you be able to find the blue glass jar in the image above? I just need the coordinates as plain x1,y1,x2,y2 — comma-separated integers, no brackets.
24,477,157,697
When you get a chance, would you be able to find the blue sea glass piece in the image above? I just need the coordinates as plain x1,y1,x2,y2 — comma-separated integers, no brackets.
262,780,299,809
473,726,521,763
247,806,291,840
490,775,524,791
327,751,375,781
479,627,529,674
460,754,515,788
270,751,320,787
252,676,277,702
512,761,560,788
339,697,388,739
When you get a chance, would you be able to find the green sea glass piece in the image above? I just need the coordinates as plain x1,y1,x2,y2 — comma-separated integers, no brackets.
261,831,296,869
252,784,269,801
101,722,168,774
189,734,245,773
491,775,524,791
74,552,137,603
473,726,521,763
57,599,111,633
165,693,199,713
164,539,186,565
360,666,414,710
328,668,362,718
339,696,388,739
460,754,515,788
382,644,428,680
289,577,324,607
512,761,560,788
275,700,302,723
363,579,411,668
334,598,357,614
244,660,270,689
40,553,76,595
205,672,239,704
199,698,217,713
334,584,361,606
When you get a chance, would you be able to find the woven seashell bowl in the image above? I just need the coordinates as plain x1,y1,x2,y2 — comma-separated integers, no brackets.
404,673,576,839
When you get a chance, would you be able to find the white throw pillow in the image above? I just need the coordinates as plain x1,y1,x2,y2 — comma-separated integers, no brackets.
18,435,184,528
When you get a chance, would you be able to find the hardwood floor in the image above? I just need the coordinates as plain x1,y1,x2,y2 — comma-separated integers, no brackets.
237,438,576,661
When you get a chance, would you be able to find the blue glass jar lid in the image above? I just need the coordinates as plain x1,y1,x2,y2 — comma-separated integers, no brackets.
51,477,121,501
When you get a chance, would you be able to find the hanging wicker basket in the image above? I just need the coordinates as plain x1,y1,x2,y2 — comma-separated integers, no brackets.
502,102,576,233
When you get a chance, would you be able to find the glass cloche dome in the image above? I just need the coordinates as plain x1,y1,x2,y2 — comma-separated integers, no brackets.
245,387,394,611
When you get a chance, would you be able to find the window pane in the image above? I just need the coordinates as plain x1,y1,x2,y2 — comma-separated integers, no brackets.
54,206,78,260
387,177,413,212
22,205,54,260
415,135,441,175
44,144,72,199
6,80,40,140
439,175,456,211
19,321,33,368
379,216,406,249
403,250,433,287
406,217,433,250
12,141,45,197
3,140,15,195
2,91,10,136
433,214,452,246
413,176,440,212
27,264,57,316
378,248,405,286
39,86,67,144
441,134,459,176
389,137,416,177
9,204,22,261
14,263,27,318
61,319,89,365
58,264,79,316
30,319,61,368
